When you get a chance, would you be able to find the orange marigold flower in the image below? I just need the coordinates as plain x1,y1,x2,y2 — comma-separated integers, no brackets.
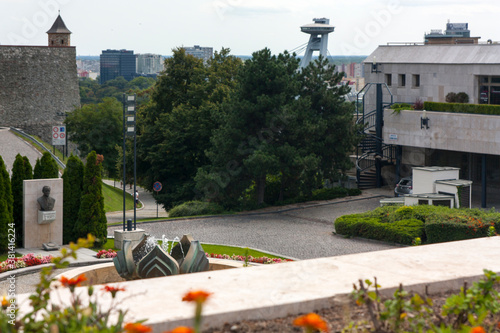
59,274,87,288
164,327,195,333
1,296,8,309
293,313,329,332
102,285,126,298
471,327,486,333
182,290,212,304
123,322,152,333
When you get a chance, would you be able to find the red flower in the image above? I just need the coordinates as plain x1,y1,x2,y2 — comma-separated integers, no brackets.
102,285,126,298
123,322,152,333
59,274,87,289
164,327,194,333
470,327,486,333
182,290,212,304
293,313,329,332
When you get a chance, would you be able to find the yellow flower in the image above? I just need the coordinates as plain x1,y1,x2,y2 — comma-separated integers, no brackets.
1,296,8,309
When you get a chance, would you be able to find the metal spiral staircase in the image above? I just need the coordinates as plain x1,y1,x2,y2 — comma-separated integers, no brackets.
355,83,398,189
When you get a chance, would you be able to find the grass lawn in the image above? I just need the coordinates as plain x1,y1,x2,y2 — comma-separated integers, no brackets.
92,238,287,259
103,182,140,212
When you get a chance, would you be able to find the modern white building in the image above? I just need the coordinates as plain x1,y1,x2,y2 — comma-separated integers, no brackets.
136,53,164,74
358,43,500,208
299,18,335,68
183,45,213,63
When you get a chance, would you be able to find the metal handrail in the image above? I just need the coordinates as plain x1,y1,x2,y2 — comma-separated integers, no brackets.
9,127,66,169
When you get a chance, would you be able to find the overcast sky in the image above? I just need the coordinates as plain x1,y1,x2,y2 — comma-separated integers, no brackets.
1,0,499,56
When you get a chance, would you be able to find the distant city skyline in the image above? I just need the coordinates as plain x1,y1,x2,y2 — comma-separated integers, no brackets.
1,0,500,56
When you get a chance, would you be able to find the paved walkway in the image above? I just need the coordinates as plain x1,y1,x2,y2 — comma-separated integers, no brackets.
0,127,42,175
103,180,169,223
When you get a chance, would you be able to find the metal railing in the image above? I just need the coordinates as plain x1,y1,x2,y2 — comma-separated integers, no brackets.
9,127,66,170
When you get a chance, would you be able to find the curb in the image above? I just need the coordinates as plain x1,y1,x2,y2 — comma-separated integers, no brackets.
0,258,113,282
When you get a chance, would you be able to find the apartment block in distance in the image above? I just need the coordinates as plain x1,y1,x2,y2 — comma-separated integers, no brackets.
183,45,213,62
136,53,164,74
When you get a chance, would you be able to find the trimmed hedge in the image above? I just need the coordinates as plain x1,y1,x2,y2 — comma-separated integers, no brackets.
169,201,224,218
311,187,361,201
334,205,500,245
423,101,500,115
334,215,424,245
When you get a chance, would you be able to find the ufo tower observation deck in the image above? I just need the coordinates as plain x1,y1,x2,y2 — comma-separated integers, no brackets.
299,18,335,68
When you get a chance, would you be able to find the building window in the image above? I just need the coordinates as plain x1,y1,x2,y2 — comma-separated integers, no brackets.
412,74,420,88
478,76,500,105
398,74,406,87
385,74,392,86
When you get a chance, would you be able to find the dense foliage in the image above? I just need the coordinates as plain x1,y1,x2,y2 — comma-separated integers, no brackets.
62,155,84,243
0,156,13,251
73,152,107,245
136,48,242,209
334,205,500,244
65,98,123,177
10,154,32,246
168,201,224,218
33,152,59,179
79,75,156,105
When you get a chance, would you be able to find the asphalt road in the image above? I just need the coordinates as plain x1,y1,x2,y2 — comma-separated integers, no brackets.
108,196,398,260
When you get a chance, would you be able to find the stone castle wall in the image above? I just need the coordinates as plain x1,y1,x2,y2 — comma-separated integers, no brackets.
0,46,80,143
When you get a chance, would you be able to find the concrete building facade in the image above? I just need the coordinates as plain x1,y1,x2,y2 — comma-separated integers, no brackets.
136,53,164,74
183,45,213,62
359,43,500,207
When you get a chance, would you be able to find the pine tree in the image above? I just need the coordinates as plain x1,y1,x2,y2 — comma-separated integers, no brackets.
0,156,14,251
11,154,33,246
74,151,107,245
33,152,59,179
62,155,84,244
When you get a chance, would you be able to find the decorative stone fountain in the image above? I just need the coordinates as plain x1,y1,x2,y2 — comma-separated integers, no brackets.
113,233,210,280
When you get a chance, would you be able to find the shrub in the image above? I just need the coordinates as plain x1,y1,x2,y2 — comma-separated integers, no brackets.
456,92,469,103
11,154,32,247
423,101,500,115
62,155,84,244
425,218,493,244
33,151,59,179
445,92,457,103
412,98,424,110
169,201,224,218
390,103,413,114
334,215,424,245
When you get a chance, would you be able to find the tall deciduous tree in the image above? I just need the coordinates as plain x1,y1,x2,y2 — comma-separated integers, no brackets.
136,48,241,209
196,48,300,206
11,154,32,246
74,152,107,245
33,152,59,179
65,97,123,177
0,156,14,251
62,155,84,244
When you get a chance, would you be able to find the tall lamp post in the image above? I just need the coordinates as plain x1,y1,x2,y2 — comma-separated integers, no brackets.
122,94,137,231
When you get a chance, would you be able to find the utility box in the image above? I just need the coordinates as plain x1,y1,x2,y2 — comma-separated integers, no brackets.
412,166,460,194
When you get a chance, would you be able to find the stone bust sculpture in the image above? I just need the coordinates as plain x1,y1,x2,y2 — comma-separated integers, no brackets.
37,186,56,211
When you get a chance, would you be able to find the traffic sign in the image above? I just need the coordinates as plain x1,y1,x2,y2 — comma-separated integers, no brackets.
52,126,66,145
153,181,162,192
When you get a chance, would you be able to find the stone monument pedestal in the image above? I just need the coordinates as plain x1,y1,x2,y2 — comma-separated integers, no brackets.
114,229,146,250
38,210,56,224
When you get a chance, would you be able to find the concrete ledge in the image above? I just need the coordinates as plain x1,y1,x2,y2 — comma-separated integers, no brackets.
15,237,500,332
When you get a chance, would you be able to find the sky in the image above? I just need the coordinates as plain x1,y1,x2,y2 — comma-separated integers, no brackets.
1,0,500,57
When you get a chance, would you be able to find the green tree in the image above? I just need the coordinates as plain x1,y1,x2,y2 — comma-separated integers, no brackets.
62,155,84,244
33,152,59,179
0,156,14,251
73,151,107,245
136,48,241,209
196,48,299,206
66,98,123,177
11,154,33,246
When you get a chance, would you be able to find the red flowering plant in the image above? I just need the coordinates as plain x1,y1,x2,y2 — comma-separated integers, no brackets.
0,254,53,273
0,234,150,332
293,313,329,332
205,253,292,264
182,290,212,333
96,249,117,258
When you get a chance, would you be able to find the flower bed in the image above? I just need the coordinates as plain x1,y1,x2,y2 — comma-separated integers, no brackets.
96,249,117,258
0,253,53,273
205,253,292,264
